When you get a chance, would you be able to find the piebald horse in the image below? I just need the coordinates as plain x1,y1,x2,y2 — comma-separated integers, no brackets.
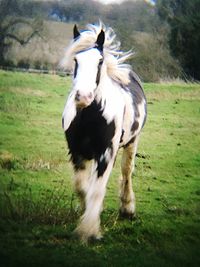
61,23,147,242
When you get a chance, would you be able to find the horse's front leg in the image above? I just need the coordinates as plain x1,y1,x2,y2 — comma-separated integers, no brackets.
75,149,116,243
73,160,93,210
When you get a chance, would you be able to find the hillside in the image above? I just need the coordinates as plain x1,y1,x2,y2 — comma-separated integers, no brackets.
1,0,200,80
4,18,181,82
5,20,74,70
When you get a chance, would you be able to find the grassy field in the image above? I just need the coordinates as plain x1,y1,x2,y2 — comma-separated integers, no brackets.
0,70,200,267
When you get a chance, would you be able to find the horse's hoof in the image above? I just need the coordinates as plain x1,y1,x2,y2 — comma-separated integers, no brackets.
119,210,136,220
74,228,103,244
88,233,103,244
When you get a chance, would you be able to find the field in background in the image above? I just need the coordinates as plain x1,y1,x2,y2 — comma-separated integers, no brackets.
0,70,200,267
4,18,181,82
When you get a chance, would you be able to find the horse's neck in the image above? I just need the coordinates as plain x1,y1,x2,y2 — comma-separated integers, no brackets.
95,74,114,104
95,73,125,124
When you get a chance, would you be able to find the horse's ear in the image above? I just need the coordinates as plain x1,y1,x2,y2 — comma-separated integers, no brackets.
96,30,105,51
73,24,80,40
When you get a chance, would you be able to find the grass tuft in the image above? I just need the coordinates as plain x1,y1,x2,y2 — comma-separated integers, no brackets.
0,183,79,225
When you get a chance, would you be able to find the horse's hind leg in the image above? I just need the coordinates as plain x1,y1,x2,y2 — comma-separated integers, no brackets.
120,135,139,218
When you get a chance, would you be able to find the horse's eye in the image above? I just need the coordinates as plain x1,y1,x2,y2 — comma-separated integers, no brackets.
99,58,103,65
74,59,78,78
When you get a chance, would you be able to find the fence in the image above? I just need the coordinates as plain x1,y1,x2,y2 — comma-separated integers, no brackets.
0,66,71,76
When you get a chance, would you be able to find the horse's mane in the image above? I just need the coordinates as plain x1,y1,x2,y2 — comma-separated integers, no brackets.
60,22,139,85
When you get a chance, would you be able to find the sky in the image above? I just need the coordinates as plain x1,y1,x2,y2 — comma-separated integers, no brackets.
34,0,156,5
96,0,124,4
95,0,156,5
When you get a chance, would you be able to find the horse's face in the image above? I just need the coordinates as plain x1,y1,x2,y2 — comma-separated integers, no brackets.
72,26,105,109
73,48,103,109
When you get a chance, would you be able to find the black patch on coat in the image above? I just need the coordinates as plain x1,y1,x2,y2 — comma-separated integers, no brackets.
127,72,147,131
96,59,103,86
120,129,125,143
131,120,139,134
128,72,145,117
97,156,108,178
65,100,115,177
123,136,136,148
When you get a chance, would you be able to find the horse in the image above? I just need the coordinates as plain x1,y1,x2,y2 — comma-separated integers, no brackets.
61,22,147,242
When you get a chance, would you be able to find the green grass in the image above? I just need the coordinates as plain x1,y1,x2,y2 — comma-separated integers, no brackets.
0,70,200,267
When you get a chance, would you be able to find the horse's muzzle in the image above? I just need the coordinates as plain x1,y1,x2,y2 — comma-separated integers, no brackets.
75,91,94,108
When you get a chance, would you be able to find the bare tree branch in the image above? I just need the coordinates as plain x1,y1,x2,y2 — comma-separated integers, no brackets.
3,17,32,33
5,24,45,45
5,31,37,45
0,14,45,64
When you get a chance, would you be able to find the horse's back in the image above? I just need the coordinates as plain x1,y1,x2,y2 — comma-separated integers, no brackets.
129,71,146,107
120,71,147,147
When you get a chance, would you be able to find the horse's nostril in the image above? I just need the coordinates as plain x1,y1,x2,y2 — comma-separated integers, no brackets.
88,92,93,99
75,91,80,101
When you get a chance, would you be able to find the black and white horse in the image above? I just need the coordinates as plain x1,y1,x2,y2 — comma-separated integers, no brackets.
61,23,147,242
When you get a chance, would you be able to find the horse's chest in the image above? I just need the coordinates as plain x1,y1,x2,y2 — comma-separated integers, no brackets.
65,102,116,160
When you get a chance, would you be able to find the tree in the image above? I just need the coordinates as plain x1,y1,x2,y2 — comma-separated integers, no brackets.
0,0,44,66
157,0,200,80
